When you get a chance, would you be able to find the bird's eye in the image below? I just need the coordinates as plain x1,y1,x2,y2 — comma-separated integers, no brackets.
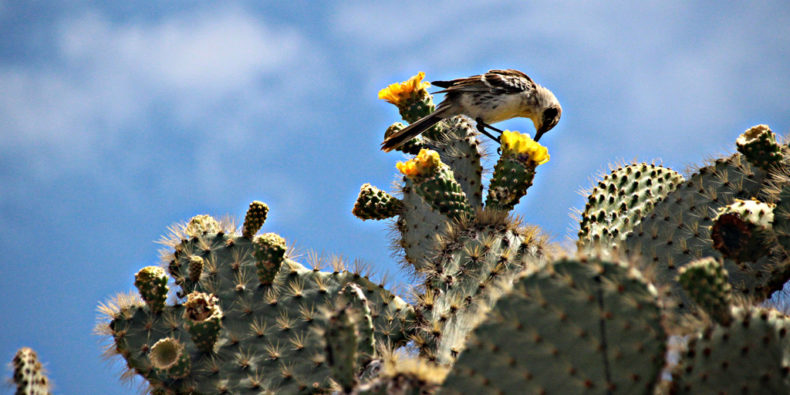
543,108,558,121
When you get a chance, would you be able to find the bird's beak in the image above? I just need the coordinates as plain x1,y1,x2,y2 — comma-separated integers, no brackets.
534,124,549,142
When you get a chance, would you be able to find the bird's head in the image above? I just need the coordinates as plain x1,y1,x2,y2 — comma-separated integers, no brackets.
531,86,562,142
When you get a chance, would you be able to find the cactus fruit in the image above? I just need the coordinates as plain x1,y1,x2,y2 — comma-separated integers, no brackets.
252,232,287,285
12,347,51,395
736,124,782,170
187,256,203,282
578,163,684,248
677,257,733,325
352,183,403,220
183,214,221,237
134,266,169,313
673,307,790,394
148,337,191,380
183,291,223,352
441,257,667,394
396,149,472,220
710,199,775,263
242,200,269,239
486,130,549,211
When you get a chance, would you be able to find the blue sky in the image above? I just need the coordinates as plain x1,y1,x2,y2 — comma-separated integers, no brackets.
2,1,789,393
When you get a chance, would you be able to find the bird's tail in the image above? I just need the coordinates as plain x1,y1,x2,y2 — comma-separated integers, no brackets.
381,107,448,152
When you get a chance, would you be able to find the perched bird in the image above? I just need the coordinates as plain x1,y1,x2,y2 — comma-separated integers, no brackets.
381,69,561,152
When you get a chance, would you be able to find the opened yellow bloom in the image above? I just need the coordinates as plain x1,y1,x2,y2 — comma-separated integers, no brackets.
379,72,431,106
500,130,550,165
396,148,441,177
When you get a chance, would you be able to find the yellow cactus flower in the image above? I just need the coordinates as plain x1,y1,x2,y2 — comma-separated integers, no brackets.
378,72,431,106
500,130,550,165
396,148,441,178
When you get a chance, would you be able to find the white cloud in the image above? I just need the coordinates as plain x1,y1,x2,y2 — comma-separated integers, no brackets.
0,6,325,174
58,10,302,94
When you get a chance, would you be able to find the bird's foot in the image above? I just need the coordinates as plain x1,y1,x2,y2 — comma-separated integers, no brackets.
475,118,502,142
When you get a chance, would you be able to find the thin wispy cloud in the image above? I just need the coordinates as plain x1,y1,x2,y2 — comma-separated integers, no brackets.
0,6,326,170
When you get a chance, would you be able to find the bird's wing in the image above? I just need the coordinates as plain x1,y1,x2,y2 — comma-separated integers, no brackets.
433,69,534,94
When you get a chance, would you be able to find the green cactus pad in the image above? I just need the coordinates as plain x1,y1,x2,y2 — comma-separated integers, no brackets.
12,347,51,395
414,165,471,220
736,124,782,170
242,201,269,239
677,257,732,325
486,156,538,211
432,117,484,209
622,153,790,308
398,88,434,125
485,130,549,211
134,266,169,313
183,291,223,352
441,257,666,394
673,306,790,394
770,184,790,254
384,122,423,155
352,183,403,220
104,222,414,393
710,199,774,263
336,283,376,361
578,163,684,248
253,232,287,285
378,72,434,124
414,212,547,364
326,307,360,392
396,149,471,222
396,118,483,273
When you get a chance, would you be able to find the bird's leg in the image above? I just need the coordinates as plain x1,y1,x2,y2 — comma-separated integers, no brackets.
475,118,501,142
481,121,505,135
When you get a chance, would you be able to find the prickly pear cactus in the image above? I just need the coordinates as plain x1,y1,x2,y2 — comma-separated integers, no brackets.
441,256,667,394
85,70,790,395
677,257,733,325
673,306,790,394
98,205,414,394
611,126,790,311
578,163,684,248
358,72,552,366
12,347,52,395
413,212,546,364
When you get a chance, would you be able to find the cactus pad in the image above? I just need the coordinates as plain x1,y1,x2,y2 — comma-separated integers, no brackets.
736,124,782,170
242,201,269,239
352,183,403,220
441,257,666,394
674,307,790,394
677,257,733,325
578,163,684,248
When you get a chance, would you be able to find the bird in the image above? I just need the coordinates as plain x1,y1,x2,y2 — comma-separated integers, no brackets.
381,69,561,152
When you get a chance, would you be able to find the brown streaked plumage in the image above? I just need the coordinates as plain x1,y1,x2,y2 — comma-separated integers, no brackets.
381,69,561,152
